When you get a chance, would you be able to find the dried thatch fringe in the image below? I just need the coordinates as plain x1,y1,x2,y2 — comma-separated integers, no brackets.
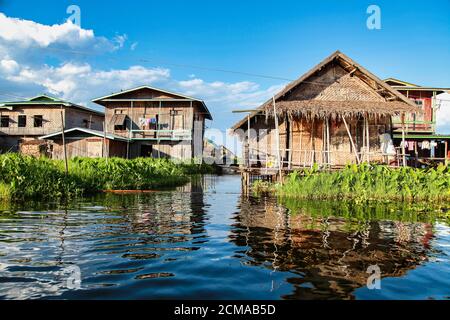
263,100,421,119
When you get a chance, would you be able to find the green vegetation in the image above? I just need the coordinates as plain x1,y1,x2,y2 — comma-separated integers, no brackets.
0,153,215,201
256,163,450,203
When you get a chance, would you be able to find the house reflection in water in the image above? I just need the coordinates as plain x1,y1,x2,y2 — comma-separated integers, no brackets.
99,176,212,246
229,196,434,299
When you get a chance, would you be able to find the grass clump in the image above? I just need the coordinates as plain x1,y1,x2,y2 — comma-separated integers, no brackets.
0,153,215,201
274,163,450,202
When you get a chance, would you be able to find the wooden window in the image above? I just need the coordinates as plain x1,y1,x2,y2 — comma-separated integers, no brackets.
18,115,27,128
0,115,9,128
414,99,424,108
34,115,43,127
82,119,92,128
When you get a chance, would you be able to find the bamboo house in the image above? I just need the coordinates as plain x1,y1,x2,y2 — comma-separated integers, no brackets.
232,51,420,176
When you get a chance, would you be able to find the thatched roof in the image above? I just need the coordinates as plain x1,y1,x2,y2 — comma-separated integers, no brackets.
232,50,420,130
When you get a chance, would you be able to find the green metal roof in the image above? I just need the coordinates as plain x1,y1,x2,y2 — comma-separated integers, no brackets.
0,94,104,116
40,127,129,142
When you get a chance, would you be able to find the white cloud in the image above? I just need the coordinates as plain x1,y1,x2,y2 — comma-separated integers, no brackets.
0,59,19,74
0,13,122,67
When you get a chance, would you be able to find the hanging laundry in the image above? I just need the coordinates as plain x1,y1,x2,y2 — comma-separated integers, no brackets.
379,133,396,155
421,140,430,150
408,141,415,151
138,118,147,126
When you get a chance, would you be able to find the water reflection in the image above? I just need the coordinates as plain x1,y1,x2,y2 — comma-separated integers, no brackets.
0,175,449,300
230,197,444,299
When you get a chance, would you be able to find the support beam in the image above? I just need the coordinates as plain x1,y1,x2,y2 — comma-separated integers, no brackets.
342,117,360,164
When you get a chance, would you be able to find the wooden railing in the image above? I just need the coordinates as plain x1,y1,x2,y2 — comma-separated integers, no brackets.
244,146,395,170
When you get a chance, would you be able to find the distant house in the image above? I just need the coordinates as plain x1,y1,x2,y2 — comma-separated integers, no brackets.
92,86,212,160
40,127,129,159
0,94,104,154
203,139,236,165
384,78,450,164
232,51,419,176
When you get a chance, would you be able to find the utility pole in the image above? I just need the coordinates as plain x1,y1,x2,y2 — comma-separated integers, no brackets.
60,109,68,175
103,121,108,163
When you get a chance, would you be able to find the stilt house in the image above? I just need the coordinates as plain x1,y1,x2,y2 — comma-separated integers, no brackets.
232,51,420,171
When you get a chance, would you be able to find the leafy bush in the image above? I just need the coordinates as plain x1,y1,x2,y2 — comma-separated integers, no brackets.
276,163,450,202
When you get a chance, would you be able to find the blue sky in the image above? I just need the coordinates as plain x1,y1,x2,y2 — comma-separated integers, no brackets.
0,0,449,148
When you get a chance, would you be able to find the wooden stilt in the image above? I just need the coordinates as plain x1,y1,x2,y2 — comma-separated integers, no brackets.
273,97,283,182
343,117,360,164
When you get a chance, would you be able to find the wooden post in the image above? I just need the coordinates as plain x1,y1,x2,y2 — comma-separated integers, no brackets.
414,141,418,168
366,115,370,163
127,101,133,159
247,114,250,166
445,140,448,166
311,117,315,164
342,117,360,164
401,113,406,167
362,117,366,162
299,118,303,166
288,115,293,169
273,97,283,182
60,109,68,174
326,116,330,166
158,101,162,158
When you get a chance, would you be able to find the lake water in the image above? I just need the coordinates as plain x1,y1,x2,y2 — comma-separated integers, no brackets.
0,175,449,300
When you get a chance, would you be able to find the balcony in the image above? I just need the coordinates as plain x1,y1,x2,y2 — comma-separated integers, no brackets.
130,129,192,141
392,120,435,134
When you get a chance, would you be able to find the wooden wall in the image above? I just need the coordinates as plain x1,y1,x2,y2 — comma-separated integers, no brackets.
246,115,391,167
0,105,103,137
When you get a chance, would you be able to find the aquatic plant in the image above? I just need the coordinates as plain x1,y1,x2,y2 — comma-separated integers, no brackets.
275,163,450,203
0,153,216,201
